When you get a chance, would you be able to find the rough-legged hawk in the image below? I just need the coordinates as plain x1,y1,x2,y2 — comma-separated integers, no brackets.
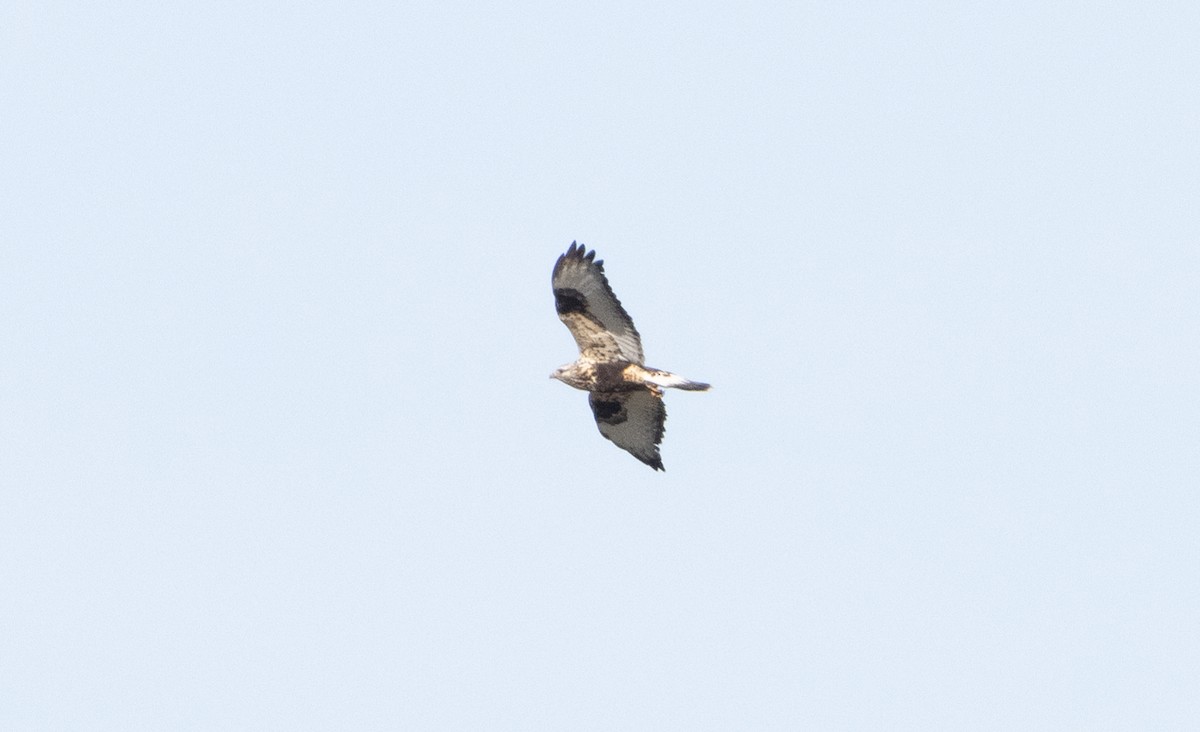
551,242,710,471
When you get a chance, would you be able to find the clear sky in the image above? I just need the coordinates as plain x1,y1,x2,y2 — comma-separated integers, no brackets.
3,1,1198,729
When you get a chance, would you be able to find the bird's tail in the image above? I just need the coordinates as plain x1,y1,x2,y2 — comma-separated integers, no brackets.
643,369,711,392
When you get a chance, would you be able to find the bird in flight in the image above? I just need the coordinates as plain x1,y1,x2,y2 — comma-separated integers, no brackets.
551,241,710,470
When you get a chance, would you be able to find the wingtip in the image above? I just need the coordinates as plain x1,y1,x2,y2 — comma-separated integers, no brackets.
561,241,601,268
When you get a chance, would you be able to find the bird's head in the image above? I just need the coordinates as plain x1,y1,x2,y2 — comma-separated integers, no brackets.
550,363,578,385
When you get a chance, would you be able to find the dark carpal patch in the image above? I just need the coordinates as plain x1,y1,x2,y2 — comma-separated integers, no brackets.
554,288,586,315
590,398,626,423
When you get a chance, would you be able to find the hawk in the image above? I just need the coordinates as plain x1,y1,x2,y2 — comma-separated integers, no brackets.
551,241,710,471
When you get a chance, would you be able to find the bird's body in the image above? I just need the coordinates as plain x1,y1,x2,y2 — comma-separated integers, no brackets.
550,242,709,470
551,360,710,395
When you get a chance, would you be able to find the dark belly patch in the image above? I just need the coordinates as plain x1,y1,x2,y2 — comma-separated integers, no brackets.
594,361,638,391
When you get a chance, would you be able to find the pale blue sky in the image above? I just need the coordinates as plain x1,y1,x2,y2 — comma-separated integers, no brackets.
2,1,1198,729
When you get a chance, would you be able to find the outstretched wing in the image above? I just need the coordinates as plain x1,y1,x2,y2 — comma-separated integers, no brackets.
588,390,666,471
552,242,644,364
